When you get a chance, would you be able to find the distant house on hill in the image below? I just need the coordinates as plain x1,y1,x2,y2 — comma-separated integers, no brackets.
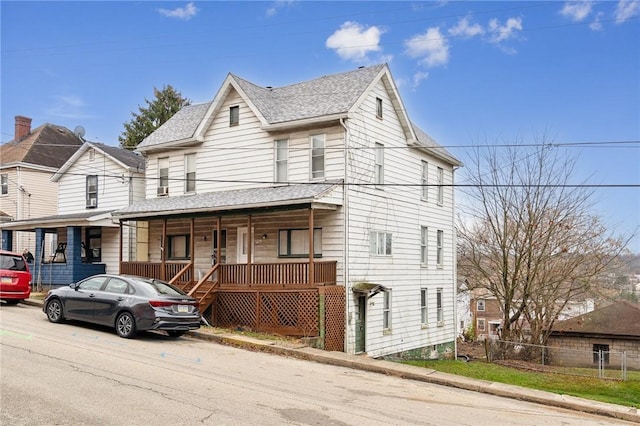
548,301,640,369
0,116,83,252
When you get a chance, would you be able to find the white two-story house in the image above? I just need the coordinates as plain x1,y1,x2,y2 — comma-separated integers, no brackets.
114,64,462,358
2,140,145,287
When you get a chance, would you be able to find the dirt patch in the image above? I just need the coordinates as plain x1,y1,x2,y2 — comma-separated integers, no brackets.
457,340,488,361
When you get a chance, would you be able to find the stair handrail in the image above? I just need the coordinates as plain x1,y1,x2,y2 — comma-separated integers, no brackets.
169,262,193,286
188,263,219,297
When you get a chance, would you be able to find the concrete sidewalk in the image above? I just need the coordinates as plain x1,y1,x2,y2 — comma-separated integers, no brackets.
27,298,639,423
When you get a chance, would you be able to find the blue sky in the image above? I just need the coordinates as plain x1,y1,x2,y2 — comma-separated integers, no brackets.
2,1,639,252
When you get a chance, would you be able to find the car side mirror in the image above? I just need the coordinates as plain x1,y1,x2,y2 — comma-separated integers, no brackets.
70,283,78,290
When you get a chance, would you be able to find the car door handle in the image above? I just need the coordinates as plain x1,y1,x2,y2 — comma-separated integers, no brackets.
117,297,124,301
89,294,96,298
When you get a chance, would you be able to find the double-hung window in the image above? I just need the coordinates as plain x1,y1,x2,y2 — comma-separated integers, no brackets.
86,175,98,208
383,290,391,330
420,288,428,325
376,97,383,119
1,174,8,195
420,226,428,265
278,228,322,257
275,139,288,183
311,134,325,179
158,157,169,196
421,161,428,200
437,167,444,205
370,231,392,256
436,230,444,267
436,287,443,325
184,153,196,193
375,142,384,186
477,300,485,312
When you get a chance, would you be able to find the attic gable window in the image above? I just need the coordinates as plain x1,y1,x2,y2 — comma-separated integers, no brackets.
376,97,383,119
230,105,239,126
88,148,95,161
86,175,98,208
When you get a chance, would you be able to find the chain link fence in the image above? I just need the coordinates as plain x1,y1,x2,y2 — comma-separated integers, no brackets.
484,339,638,381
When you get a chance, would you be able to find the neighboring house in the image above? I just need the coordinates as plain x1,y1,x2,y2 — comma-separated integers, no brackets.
548,301,640,369
1,141,145,286
0,116,83,253
456,278,472,339
113,64,462,357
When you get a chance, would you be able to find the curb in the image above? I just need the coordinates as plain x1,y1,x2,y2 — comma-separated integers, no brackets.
27,298,639,423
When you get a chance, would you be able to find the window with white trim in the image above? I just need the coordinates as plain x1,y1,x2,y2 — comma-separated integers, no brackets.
185,153,196,193
229,105,239,126
421,161,428,200
275,139,288,183
375,142,384,186
158,157,169,194
311,134,325,179
420,288,428,325
278,228,322,258
436,230,444,266
383,290,391,330
420,226,428,264
477,299,485,312
376,97,383,119
88,148,95,161
436,287,443,324
1,174,8,195
437,167,444,205
477,318,486,331
370,231,392,256
86,175,98,208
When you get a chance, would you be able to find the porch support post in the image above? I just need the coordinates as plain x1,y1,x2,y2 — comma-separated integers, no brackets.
308,207,315,286
216,216,221,264
247,215,252,284
161,219,167,281
119,220,123,274
190,217,195,280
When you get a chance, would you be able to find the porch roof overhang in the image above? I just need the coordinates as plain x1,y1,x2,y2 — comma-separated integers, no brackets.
0,210,117,231
112,181,343,221
352,281,389,299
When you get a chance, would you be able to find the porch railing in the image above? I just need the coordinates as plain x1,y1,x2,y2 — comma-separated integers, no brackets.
120,260,336,286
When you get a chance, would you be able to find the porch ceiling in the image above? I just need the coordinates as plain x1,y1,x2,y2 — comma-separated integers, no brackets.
0,210,117,231
113,181,343,220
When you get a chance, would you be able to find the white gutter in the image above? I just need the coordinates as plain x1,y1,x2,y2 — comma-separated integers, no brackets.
261,113,348,132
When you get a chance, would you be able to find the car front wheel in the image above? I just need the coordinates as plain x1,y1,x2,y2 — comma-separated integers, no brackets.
46,299,64,323
115,312,136,338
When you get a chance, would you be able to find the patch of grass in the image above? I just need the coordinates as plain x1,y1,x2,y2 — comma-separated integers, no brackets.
402,360,640,408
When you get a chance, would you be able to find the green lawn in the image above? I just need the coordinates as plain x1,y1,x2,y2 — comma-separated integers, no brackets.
402,360,640,408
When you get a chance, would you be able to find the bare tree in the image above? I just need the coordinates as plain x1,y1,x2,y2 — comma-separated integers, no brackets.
457,140,627,344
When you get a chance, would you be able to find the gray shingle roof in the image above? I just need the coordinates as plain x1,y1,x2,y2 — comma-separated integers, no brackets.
138,102,210,149
551,301,640,338
412,122,462,167
1,123,83,168
92,142,145,171
233,64,385,124
113,182,342,219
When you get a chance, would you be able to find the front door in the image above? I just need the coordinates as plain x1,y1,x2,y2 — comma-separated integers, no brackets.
237,227,254,263
355,295,366,353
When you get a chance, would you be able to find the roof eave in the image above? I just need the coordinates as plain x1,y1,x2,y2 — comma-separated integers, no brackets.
135,137,202,154
408,140,464,167
261,113,348,131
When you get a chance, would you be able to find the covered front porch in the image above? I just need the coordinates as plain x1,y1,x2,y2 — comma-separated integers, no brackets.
113,183,346,350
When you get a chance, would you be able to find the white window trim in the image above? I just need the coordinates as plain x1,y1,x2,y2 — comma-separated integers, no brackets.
437,167,444,206
436,287,444,326
310,134,325,180
1,174,8,195
436,230,444,267
383,290,391,331
376,97,383,119
420,226,428,265
375,142,384,187
184,153,196,193
420,288,428,326
421,161,428,201
158,157,169,190
370,231,392,256
275,139,289,184
477,318,486,331
477,299,485,312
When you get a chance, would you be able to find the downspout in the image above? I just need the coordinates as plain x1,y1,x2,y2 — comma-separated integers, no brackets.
452,165,460,359
340,117,350,352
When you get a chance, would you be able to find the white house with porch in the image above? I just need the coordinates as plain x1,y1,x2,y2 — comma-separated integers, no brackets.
114,64,462,358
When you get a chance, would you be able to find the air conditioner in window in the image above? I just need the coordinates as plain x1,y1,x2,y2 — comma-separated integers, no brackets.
157,186,169,196
87,198,97,208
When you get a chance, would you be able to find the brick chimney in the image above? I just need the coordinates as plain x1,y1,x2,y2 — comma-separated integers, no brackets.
15,116,32,141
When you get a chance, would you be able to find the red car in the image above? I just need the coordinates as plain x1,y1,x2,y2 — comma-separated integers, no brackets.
0,250,32,304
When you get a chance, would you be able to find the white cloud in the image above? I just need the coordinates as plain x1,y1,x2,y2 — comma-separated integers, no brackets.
412,71,429,89
326,22,384,62
158,2,198,20
559,1,592,21
488,17,523,43
404,27,450,68
266,0,295,17
615,0,640,23
590,11,605,30
46,95,94,120
449,16,484,38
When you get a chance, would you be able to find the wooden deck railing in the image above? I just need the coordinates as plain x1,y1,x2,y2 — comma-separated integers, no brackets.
120,261,337,286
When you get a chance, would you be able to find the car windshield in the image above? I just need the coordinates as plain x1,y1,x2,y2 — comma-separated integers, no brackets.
136,278,186,296
0,254,27,272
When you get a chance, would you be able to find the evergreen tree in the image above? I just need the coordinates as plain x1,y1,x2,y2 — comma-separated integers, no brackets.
119,85,190,149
